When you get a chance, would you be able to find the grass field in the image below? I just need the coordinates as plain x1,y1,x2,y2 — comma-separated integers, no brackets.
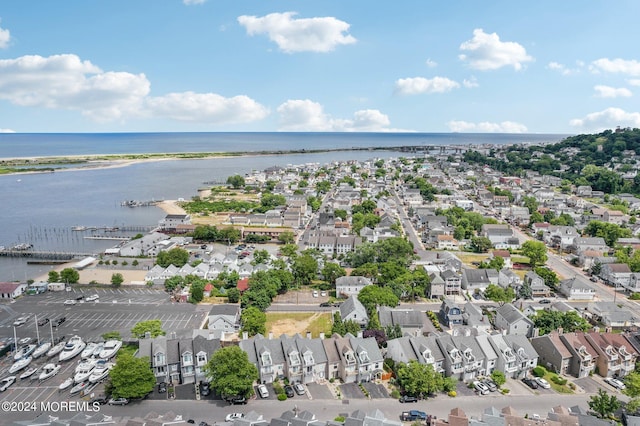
266,312,333,338
457,253,490,265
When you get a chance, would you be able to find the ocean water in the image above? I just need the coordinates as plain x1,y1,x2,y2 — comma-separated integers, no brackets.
0,132,568,281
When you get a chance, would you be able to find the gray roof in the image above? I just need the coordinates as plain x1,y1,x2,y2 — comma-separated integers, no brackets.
475,334,498,360
496,303,533,326
349,335,384,363
340,296,368,322
503,334,538,360
410,335,444,363
378,306,426,328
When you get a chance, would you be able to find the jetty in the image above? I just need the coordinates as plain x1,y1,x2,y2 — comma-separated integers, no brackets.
121,199,164,208
0,250,94,260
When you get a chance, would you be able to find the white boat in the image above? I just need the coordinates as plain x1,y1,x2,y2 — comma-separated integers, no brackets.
32,341,52,359
81,342,98,359
92,342,105,357
9,356,32,374
59,336,86,362
19,367,38,380
14,344,36,361
98,339,122,359
74,363,95,383
88,362,113,383
38,363,61,381
58,377,73,391
81,381,98,397
69,380,87,395
47,341,66,358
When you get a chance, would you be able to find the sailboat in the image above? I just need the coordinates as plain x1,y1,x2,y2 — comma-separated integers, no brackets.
9,356,32,374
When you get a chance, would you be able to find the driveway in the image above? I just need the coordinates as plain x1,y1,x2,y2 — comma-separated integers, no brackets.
307,382,334,400
339,383,366,399
362,382,389,399
574,376,609,394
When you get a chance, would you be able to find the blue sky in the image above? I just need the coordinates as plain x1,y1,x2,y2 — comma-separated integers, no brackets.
0,1,639,134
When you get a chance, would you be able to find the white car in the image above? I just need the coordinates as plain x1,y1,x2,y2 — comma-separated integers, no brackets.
257,384,269,398
63,299,77,305
535,377,551,389
473,380,490,395
225,413,244,422
0,376,16,392
85,294,99,302
605,377,626,390
13,316,29,326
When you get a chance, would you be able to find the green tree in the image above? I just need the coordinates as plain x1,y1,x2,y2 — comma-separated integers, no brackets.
111,273,124,287
226,175,246,189
156,247,189,268
584,220,632,247
252,249,270,264
588,388,620,419
101,331,122,341
331,311,346,336
164,275,184,292
280,244,298,258
109,353,156,398
396,361,443,397
469,236,493,253
278,231,296,245
241,306,266,337
322,262,346,285
131,319,166,339
521,240,548,267
518,280,533,300
315,180,331,194
483,284,515,305
60,268,80,284
226,287,240,303
190,281,204,303
204,346,258,399
491,370,506,387
48,270,60,283
291,254,318,286
357,285,399,313
534,267,559,290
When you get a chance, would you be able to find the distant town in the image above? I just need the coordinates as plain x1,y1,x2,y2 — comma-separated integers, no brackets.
3,128,640,425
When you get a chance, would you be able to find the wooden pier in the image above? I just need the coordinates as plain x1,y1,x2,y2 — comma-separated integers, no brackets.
0,250,94,260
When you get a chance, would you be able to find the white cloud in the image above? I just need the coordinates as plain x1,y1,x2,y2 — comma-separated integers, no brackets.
0,128,15,133
0,54,149,121
183,0,206,4
0,53,269,125
547,60,584,76
570,107,640,131
463,77,479,88
459,29,533,71
593,85,632,98
395,76,460,95
0,20,10,49
629,79,640,87
145,92,269,124
237,12,356,53
447,120,528,133
425,58,437,68
590,58,640,76
277,99,400,132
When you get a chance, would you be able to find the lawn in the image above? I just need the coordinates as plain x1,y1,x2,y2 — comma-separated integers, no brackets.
457,253,490,266
266,312,333,338
543,372,574,394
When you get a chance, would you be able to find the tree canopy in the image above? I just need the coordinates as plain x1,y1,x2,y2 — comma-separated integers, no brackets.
131,319,166,339
396,361,445,397
357,285,399,313
204,346,258,399
109,353,156,399
156,247,190,268
241,306,266,337
521,240,548,267
532,310,590,335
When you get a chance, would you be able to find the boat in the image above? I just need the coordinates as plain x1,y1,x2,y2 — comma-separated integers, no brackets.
74,362,95,383
59,336,86,362
81,381,98,397
92,342,105,357
98,339,122,359
47,341,66,358
38,363,61,381
9,356,32,374
19,367,38,380
88,362,113,384
32,341,52,359
13,344,36,361
58,377,73,391
71,226,87,231
81,342,98,359
69,380,87,395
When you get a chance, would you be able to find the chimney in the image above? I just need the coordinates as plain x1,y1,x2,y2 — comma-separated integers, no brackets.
306,331,312,339
319,332,325,340
557,327,563,335
357,330,363,338
268,332,273,340
242,332,248,340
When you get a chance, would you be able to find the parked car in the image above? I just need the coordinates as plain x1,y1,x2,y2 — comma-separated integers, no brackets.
319,302,332,307
284,385,295,398
522,378,539,389
539,299,551,304
90,396,108,405
85,294,99,302
605,377,626,390
52,317,66,327
399,395,418,403
13,316,28,326
400,410,427,421
590,276,599,282
37,318,49,326
257,384,269,398
200,382,210,396
482,379,498,392
535,377,551,389
473,380,490,395
158,382,167,393
226,413,244,422
0,376,16,392
294,383,305,395
108,397,129,406
63,299,77,305
226,396,247,405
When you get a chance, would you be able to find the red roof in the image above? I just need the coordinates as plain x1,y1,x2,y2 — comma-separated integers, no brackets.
204,283,214,292
237,278,250,292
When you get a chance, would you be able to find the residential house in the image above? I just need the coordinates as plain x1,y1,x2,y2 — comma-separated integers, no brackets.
159,214,191,231
436,234,460,250
462,302,491,334
545,226,579,251
523,271,551,298
599,263,632,288
559,277,596,301
335,276,372,298
481,224,519,249
498,269,522,290
439,299,463,327
530,331,572,375
604,210,626,225
494,303,534,337
339,296,369,328
461,269,498,294
441,269,462,296
503,334,539,379
378,306,429,336
428,273,445,299
294,334,328,384
488,334,519,379
475,334,498,376
489,250,512,268
0,282,27,299
573,237,609,255
585,302,640,328
240,334,286,384
332,334,358,383
436,334,466,380
560,332,598,378
349,334,384,382
207,304,241,336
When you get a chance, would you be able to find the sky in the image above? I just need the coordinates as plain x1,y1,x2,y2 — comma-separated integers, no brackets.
0,1,639,134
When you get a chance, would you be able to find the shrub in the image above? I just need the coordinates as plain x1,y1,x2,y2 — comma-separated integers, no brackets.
334,416,346,422
501,388,510,394
532,366,546,377
448,391,457,397
629,292,640,300
390,389,400,399
277,394,287,401
551,375,567,385
569,383,576,390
